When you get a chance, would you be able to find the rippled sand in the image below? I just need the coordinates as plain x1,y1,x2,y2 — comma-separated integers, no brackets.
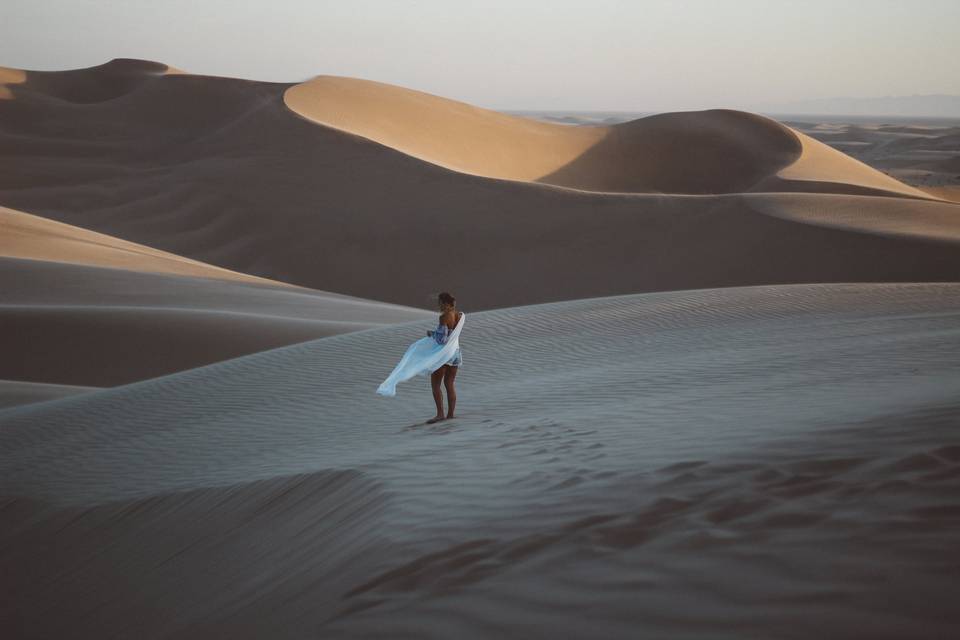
3,283,959,638
3,60,960,639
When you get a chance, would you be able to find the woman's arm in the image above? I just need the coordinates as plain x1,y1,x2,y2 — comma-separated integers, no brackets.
432,314,451,345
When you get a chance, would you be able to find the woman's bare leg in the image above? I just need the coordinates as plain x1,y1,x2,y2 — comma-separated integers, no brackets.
427,367,446,423
444,365,458,419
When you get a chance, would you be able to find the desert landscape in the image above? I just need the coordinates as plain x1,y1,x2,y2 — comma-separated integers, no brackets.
2,56,959,639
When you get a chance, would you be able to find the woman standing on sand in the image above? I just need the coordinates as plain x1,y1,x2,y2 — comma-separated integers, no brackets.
376,292,464,424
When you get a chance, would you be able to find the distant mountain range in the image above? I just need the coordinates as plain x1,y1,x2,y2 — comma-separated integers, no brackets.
761,94,960,118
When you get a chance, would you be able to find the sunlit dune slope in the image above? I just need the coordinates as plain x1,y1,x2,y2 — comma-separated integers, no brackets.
770,131,931,198
285,76,804,194
284,75,934,198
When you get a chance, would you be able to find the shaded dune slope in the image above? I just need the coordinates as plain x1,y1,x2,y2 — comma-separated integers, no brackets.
0,256,431,386
0,207,430,388
2,284,959,638
0,58,176,103
1,61,958,310
744,192,960,242
1,205,294,286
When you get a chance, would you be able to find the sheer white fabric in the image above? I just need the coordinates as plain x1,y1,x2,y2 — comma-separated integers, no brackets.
377,313,465,397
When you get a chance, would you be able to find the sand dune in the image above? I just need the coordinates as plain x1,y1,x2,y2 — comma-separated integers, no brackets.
284,77,941,199
744,192,960,243
924,185,960,202
0,66,25,99
3,58,960,639
771,131,932,198
1,205,295,286
782,119,960,197
285,76,803,194
3,283,959,638
0,58,174,103
1,256,431,386
0,206,431,386
1,61,959,310
0,379,97,409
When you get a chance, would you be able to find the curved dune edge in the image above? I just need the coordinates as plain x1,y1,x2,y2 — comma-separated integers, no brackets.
0,66,25,99
0,379,98,410
283,75,925,198
0,205,298,288
2,60,931,198
2,60,956,311
0,58,175,104
283,75,605,184
776,131,931,199
284,76,805,194
923,186,960,203
744,192,960,243
0,256,432,387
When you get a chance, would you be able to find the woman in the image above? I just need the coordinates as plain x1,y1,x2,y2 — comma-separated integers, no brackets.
425,292,463,423
376,292,464,425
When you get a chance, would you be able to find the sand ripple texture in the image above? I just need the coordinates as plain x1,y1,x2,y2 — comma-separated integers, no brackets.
2,283,960,638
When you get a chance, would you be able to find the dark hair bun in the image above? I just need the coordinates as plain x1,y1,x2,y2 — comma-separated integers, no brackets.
438,292,456,306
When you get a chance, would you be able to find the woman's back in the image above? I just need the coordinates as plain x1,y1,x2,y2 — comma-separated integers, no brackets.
440,310,460,330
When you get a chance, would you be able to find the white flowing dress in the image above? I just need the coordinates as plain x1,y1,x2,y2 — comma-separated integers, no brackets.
376,312,465,397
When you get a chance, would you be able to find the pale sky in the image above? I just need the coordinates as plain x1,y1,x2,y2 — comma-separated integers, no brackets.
3,0,959,111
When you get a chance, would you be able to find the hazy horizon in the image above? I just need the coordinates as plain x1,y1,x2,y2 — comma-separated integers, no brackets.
3,0,960,113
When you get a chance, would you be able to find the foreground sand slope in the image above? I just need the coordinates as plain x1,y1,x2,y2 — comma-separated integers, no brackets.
2,283,959,638
2,61,958,309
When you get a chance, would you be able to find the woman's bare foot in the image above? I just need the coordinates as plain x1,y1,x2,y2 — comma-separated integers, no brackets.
426,416,446,424
445,414,455,420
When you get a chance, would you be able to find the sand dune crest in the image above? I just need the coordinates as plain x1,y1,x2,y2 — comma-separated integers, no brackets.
1,60,957,310
0,205,298,286
1,58,173,104
285,76,804,194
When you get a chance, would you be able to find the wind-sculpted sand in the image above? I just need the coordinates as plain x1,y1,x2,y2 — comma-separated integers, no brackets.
2,60,959,309
2,284,959,638
771,131,931,198
783,119,960,196
0,256,430,387
284,76,934,200
0,380,97,409
0,206,430,388
3,59,960,638
284,76,802,194
0,205,293,286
